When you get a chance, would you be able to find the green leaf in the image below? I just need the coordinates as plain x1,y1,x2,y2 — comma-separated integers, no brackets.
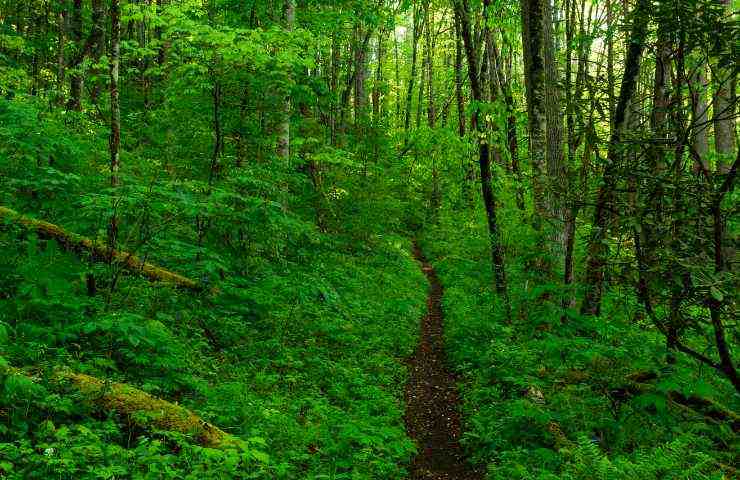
710,286,724,301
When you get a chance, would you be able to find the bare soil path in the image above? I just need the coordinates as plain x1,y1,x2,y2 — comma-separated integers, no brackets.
405,243,484,480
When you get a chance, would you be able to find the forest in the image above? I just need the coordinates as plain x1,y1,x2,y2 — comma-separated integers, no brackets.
0,0,737,478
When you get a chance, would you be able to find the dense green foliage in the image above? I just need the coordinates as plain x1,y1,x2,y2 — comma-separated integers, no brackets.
0,0,738,479
421,199,737,479
0,94,427,478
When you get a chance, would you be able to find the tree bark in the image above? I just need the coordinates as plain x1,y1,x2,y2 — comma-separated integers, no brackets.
55,6,67,105
424,1,435,128
0,366,243,449
354,24,369,125
454,0,509,304
690,65,710,173
277,0,295,161
713,0,736,174
581,0,651,316
109,0,121,254
66,0,83,111
520,0,549,231
404,4,424,133
0,206,203,291
453,12,466,138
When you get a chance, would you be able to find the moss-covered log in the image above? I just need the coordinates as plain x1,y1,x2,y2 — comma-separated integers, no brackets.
0,206,202,291
1,365,240,449
58,371,241,449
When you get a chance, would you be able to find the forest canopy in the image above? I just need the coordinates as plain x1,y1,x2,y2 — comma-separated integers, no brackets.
0,0,737,479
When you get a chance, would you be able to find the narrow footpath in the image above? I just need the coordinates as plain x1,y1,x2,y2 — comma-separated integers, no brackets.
405,243,483,480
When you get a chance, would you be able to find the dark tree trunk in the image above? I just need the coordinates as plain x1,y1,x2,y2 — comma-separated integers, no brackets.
67,0,83,111
454,0,509,305
581,0,651,316
109,0,121,252
404,5,423,133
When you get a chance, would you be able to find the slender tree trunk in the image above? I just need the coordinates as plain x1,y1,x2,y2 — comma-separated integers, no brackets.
454,0,509,305
453,7,475,202
138,0,151,112
330,32,340,145
490,35,524,210
710,152,739,392
354,24,369,125
713,72,736,173
109,0,121,252
67,0,83,111
156,0,168,65
89,0,106,106
606,0,616,129
404,5,423,133
277,0,295,161
690,65,710,173
453,12,466,138
713,0,736,174
394,20,402,125
372,34,385,124
56,7,67,104
208,76,222,189
651,27,672,141
425,1,435,128
562,0,577,309
581,0,651,316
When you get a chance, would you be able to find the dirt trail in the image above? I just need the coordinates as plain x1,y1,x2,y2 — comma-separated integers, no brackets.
405,244,483,480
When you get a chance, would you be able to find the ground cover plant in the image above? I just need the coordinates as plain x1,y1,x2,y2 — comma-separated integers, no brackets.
0,0,737,479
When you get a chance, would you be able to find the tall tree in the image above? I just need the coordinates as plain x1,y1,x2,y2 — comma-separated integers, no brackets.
712,0,736,173
277,0,295,161
581,0,652,316
109,0,121,251
404,4,424,134
453,0,509,304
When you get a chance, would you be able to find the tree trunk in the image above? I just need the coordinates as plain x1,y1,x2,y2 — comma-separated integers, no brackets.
372,34,385,124
520,0,548,232
581,0,651,316
543,0,565,267
713,71,736,173
425,1,435,128
277,0,295,161
453,12,466,138
522,0,565,275
454,0,509,304
55,6,66,105
690,65,710,173
354,24,369,125
67,0,83,111
330,32,340,145
208,76,222,188
713,0,736,174
404,5,423,133
109,0,121,254
606,0,616,129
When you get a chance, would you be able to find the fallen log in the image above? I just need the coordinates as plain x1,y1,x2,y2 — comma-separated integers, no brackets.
59,371,242,449
0,206,202,292
560,369,739,432
625,381,740,433
1,365,241,449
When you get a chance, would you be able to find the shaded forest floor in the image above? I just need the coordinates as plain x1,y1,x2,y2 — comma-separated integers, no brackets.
405,243,483,480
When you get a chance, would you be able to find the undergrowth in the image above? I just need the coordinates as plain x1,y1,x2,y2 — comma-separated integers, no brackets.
419,185,738,480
